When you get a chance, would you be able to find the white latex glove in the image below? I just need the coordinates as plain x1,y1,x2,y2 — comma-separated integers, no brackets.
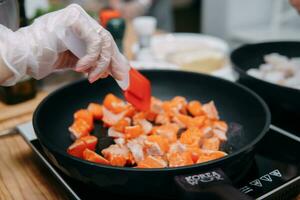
0,4,130,89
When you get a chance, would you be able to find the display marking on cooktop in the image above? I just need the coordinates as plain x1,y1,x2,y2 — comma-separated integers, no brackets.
250,179,263,187
240,186,253,194
269,169,282,178
260,174,272,182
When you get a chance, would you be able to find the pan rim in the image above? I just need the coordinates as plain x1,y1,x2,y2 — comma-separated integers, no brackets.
231,41,300,94
33,69,271,172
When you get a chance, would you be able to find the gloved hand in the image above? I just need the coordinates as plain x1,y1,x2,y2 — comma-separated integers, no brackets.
0,4,130,89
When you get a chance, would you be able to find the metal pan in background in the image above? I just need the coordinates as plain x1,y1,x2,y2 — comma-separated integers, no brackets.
33,70,270,199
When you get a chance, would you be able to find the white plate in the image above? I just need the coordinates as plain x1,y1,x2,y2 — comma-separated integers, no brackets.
150,33,229,61
130,60,179,70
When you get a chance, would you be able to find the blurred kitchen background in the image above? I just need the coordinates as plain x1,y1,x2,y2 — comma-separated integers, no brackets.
2,0,300,104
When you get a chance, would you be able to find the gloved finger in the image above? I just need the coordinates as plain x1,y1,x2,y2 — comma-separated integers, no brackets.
74,35,101,71
87,30,113,83
87,62,109,83
88,70,109,83
110,41,130,81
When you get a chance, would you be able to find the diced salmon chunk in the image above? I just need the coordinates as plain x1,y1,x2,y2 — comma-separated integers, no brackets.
124,125,144,139
188,100,203,116
80,135,98,151
113,118,130,132
155,113,171,125
168,152,193,167
103,93,127,114
102,144,130,167
87,103,103,120
152,123,179,143
74,109,94,125
197,150,227,164
102,107,126,126
144,135,169,156
202,137,220,151
67,139,87,158
179,128,202,148
137,156,167,168
83,149,110,165
202,101,219,120
69,119,91,139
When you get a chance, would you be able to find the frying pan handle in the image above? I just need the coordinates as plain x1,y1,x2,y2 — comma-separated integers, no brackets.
174,168,253,200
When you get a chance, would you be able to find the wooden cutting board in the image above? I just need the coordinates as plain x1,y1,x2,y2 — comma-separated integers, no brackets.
0,92,48,133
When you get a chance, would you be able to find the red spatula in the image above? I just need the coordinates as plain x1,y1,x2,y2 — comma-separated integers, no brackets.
124,68,151,111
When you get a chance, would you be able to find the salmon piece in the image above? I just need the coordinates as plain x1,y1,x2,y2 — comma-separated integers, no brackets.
113,118,130,132
80,135,98,151
177,114,194,127
213,120,228,130
202,137,220,151
102,107,126,127
200,125,213,138
193,116,206,127
171,96,188,114
204,118,214,126
168,141,186,154
133,112,146,124
137,119,153,135
184,147,205,163
83,149,110,165
197,150,227,164
188,100,203,116
67,139,87,158
110,156,128,166
162,97,187,117
124,105,136,118
173,114,203,128
127,152,136,165
103,93,127,114
87,103,103,120
150,97,163,114
108,127,125,138
179,128,202,148
133,113,153,134
74,109,94,126
152,123,179,143
202,101,219,120
114,137,126,145
102,144,130,167
69,119,91,139
155,113,171,125
137,156,167,168
168,152,193,167
144,110,157,122
127,138,145,163
213,128,227,142
124,125,144,139
144,135,170,156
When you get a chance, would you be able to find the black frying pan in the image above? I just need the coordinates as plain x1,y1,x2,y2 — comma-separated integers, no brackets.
33,70,270,199
231,42,300,134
